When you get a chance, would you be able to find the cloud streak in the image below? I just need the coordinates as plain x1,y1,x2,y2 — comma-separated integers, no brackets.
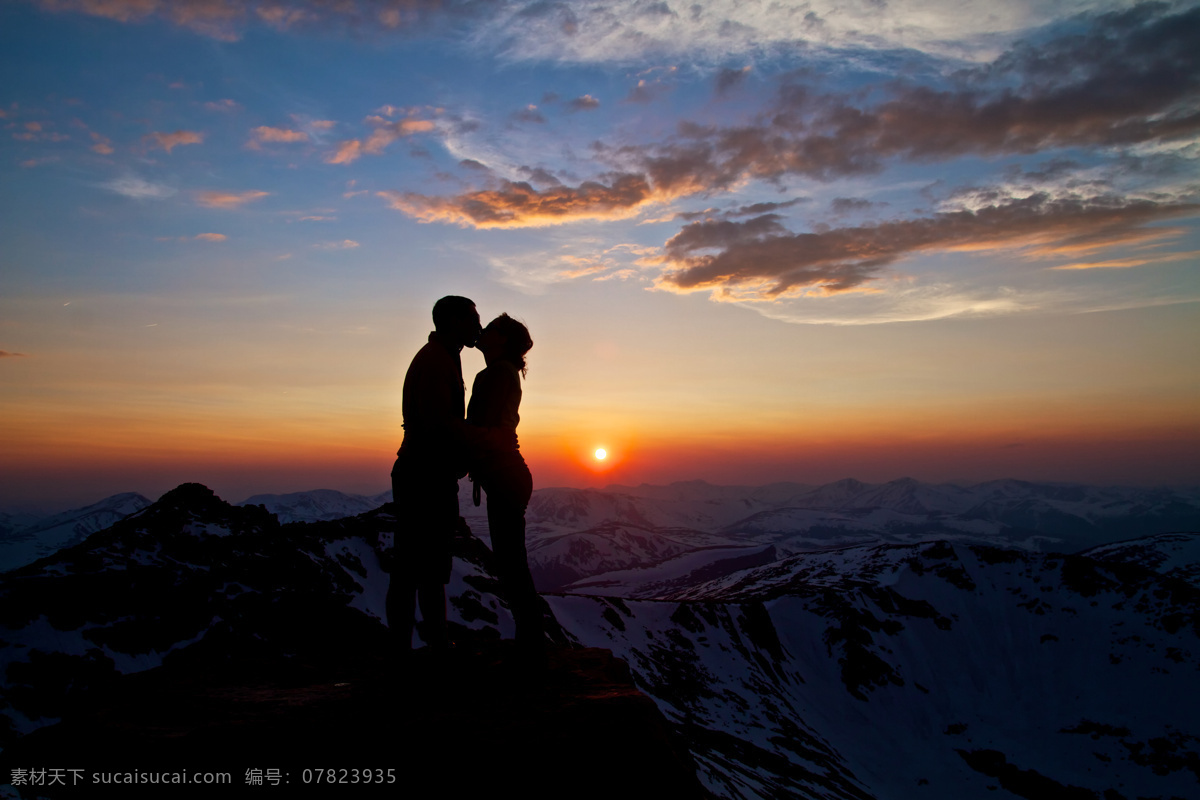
379,172,658,228
655,194,1200,299
103,176,176,199
195,189,269,208
247,125,308,148
144,129,204,153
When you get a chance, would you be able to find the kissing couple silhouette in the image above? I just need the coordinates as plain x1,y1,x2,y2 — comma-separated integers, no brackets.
385,296,545,665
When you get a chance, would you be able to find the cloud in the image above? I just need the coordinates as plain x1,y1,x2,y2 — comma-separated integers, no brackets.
312,239,360,250
326,139,362,165
89,131,114,154
144,129,204,153
0,350,29,358
35,0,252,40
611,5,1200,196
485,241,656,293
204,98,240,112
247,125,309,148
11,121,69,142
103,176,176,199
568,94,600,111
715,66,751,95
626,80,665,104
379,172,658,228
1049,250,1200,271
830,197,878,215
195,189,269,208
193,232,227,241
655,193,1200,300
512,105,545,124
325,115,435,164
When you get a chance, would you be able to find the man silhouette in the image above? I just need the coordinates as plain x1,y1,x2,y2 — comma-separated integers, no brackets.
386,296,481,654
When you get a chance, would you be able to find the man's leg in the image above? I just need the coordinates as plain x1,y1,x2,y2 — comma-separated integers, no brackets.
416,581,448,649
385,576,416,653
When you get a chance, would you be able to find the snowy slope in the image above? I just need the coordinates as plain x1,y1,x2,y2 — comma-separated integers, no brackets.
550,541,1200,799
2,480,1197,799
1082,531,1200,589
0,492,151,573
239,488,391,524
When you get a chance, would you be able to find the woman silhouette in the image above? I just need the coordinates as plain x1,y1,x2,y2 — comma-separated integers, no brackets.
467,314,545,656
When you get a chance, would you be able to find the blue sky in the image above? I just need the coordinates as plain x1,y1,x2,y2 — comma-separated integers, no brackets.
2,0,1198,509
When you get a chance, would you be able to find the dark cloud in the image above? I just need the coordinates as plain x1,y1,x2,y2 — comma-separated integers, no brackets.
672,198,806,222
830,197,876,214
733,199,807,216
458,159,490,173
519,166,562,186
715,66,751,95
619,5,1200,193
568,94,601,111
0,350,29,358
658,194,1199,298
32,0,481,39
627,79,670,104
512,105,546,124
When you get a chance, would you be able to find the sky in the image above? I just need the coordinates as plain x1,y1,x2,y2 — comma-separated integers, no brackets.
1,0,1199,510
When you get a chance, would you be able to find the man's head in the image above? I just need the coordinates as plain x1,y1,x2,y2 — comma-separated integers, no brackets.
432,295,482,349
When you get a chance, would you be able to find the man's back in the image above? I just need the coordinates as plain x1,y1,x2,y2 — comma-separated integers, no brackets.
399,332,466,472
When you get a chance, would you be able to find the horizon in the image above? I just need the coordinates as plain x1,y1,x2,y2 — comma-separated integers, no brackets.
9,471,1200,518
3,1,1199,512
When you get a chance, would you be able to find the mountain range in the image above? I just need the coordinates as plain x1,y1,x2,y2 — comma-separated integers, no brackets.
1,478,1197,799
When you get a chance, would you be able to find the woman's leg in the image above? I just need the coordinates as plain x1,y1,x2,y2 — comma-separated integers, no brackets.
486,465,543,649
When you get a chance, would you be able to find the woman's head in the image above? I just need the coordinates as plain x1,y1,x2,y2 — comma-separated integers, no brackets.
482,313,533,376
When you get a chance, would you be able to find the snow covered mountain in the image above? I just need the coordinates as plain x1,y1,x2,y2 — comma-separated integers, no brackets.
221,478,1200,598
0,492,150,573
239,487,391,524
1083,532,1200,589
522,479,1200,595
2,480,1196,799
551,540,1200,799
0,483,530,746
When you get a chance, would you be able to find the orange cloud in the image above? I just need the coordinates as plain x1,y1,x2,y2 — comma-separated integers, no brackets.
35,0,453,39
194,232,227,241
379,173,659,228
1049,249,1200,270
144,129,204,153
247,125,309,149
195,189,269,209
38,0,243,39
326,139,362,165
89,131,114,154
325,115,434,164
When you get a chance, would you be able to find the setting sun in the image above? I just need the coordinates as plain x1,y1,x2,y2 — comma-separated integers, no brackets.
594,448,607,461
